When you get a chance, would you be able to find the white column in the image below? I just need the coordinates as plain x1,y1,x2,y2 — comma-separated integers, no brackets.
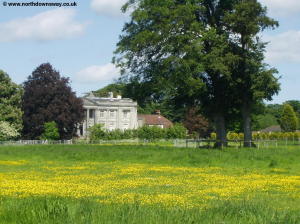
86,109,89,136
118,107,122,129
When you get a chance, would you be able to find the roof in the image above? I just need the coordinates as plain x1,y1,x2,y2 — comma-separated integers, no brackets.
138,114,173,128
260,125,282,132
81,96,137,108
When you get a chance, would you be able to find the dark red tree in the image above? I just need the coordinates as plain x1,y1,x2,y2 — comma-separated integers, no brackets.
183,108,211,138
22,63,84,139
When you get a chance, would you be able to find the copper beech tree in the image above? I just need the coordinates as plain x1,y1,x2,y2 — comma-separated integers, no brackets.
22,63,84,140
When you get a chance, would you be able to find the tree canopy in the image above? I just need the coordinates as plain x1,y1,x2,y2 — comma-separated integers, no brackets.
114,0,280,147
0,70,23,132
280,104,298,132
22,63,84,139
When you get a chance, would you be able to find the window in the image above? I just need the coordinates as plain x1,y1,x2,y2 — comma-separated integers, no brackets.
100,110,105,118
110,110,116,118
123,110,130,119
89,109,95,119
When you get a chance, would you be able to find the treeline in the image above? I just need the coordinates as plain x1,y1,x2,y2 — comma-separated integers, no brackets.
94,83,300,136
253,103,299,132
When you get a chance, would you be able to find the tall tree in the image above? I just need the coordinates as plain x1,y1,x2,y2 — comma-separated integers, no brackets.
114,0,279,147
22,63,84,139
224,0,280,146
285,100,300,127
114,0,239,147
280,104,298,132
0,70,23,132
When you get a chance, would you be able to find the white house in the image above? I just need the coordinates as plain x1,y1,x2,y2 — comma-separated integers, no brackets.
78,92,138,137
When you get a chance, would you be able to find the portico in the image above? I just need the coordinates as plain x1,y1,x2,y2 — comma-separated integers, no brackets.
78,92,138,137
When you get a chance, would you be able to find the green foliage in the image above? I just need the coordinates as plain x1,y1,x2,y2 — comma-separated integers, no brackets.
227,132,239,141
252,114,278,131
137,126,165,141
265,104,283,122
165,124,187,139
251,131,300,141
40,122,60,140
210,133,217,140
285,100,300,127
89,124,187,141
93,83,125,98
280,104,298,132
114,0,280,147
0,121,20,141
0,70,23,132
89,124,107,140
285,100,300,115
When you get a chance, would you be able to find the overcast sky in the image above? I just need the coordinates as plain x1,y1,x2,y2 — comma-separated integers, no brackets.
0,0,299,104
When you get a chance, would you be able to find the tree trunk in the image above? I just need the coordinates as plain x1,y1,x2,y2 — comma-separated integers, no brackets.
242,103,253,147
214,113,227,148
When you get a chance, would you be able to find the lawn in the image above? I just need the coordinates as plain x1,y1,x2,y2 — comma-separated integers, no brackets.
0,144,300,223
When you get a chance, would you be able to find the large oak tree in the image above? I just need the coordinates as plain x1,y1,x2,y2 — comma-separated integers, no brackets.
114,0,280,147
22,63,84,139
114,0,236,147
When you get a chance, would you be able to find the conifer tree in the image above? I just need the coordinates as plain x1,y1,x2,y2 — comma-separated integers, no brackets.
280,104,298,132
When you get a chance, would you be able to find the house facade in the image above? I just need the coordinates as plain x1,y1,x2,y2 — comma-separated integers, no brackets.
78,92,138,137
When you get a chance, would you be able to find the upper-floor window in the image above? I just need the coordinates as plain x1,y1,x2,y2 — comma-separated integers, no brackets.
89,109,95,119
123,110,130,119
110,110,116,118
100,110,105,118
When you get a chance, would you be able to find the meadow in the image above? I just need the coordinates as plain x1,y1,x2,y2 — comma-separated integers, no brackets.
0,144,300,223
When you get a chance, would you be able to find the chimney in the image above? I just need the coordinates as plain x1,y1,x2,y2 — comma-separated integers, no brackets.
108,92,113,99
155,110,161,115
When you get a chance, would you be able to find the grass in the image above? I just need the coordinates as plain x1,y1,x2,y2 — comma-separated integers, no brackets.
0,144,300,223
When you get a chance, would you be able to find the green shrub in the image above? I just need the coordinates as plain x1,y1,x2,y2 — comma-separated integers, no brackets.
89,124,187,141
280,104,298,132
227,132,239,141
137,126,165,140
210,132,216,140
252,133,259,140
165,124,187,139
40,122,60,140
238,133,244,140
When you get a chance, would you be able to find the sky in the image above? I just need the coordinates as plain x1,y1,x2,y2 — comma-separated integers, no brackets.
0,0,299,104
